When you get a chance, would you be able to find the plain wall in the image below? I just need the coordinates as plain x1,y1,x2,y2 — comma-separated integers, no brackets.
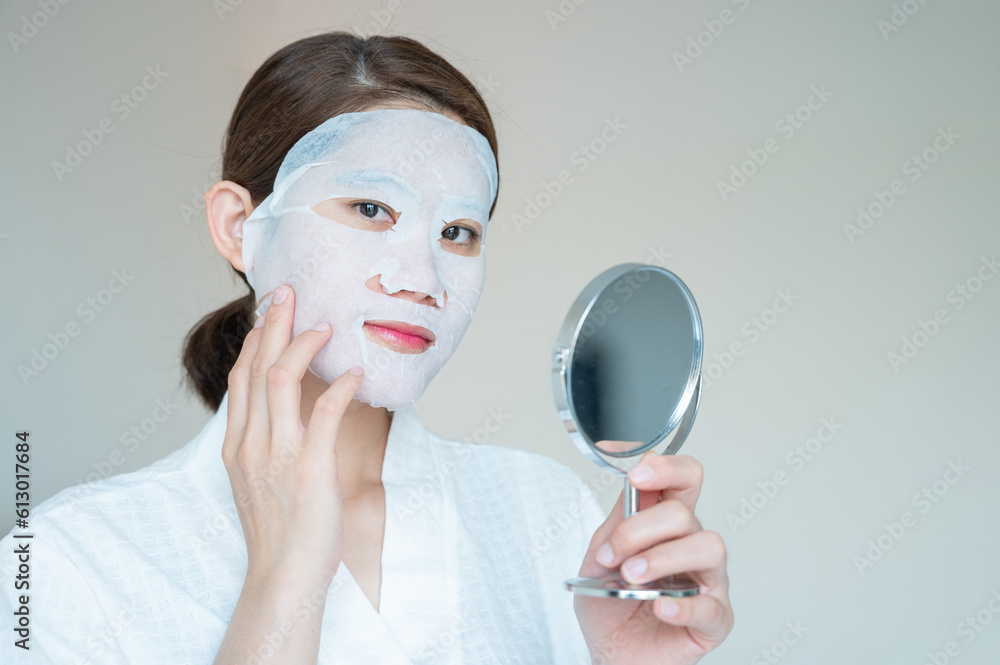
2,0,998,662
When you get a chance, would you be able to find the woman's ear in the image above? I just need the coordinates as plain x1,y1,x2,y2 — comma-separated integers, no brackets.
205,180,255,272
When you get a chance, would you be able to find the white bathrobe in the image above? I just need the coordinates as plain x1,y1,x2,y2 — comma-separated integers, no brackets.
0,391,610,664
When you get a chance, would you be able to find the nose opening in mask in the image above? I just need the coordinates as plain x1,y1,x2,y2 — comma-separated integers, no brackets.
365,245,449,308
366,272,447,308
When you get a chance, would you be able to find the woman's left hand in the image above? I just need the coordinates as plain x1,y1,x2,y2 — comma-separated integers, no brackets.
575,450,734,664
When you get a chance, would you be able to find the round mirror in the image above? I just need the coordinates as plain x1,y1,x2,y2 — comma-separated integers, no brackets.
552,263,703,469
551,263,704,599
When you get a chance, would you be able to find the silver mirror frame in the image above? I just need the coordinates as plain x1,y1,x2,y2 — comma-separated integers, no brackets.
551,263,704,474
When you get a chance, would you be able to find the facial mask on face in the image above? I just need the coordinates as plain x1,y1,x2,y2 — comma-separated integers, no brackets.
240,108,499,411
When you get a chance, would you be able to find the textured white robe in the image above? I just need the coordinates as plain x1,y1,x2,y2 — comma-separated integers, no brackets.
0,391,610,664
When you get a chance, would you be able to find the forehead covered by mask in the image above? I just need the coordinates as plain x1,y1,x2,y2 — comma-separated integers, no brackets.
241,108,499,411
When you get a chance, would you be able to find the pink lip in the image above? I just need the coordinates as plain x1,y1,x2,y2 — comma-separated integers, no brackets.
362,320,436,354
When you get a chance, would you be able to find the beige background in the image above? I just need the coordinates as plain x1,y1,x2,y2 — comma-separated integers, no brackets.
2,0,999,662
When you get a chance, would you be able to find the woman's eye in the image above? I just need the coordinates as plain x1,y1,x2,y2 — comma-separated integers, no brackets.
442,224,480,245
352,201,394,223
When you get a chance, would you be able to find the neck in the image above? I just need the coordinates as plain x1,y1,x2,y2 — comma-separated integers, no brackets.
299,369,391,502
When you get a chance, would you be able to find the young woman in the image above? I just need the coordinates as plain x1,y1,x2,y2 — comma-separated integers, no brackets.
0,31,733,664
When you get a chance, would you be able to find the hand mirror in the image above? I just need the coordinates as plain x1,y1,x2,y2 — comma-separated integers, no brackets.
552,263,703,599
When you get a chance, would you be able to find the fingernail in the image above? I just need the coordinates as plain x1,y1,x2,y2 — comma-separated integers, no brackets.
622,557,647,581
659,599,679,617
311,322,330,331
629,464,654,483
596,542,614,566
272,286,289,304
254,293,273,319
349,366,364,376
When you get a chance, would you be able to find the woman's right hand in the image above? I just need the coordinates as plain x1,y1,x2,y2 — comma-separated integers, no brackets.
221,283,364,592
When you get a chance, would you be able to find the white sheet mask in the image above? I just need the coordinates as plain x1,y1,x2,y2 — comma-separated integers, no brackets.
240,108,499,411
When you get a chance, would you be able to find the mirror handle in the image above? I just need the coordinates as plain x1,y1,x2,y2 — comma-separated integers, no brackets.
624,477,640,519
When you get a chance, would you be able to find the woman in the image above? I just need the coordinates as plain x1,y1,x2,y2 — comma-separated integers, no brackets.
0,31,733,664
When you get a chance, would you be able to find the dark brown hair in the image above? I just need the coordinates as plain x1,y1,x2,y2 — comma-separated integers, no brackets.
181,31,500,412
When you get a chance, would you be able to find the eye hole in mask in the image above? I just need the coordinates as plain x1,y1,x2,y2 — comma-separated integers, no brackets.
311,197,399,230
310,197,484,257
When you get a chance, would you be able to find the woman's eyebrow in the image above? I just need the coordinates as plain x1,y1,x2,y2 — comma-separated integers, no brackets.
438,194,489,223
332,169,420,199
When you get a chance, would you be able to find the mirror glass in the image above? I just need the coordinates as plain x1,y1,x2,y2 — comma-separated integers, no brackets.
568,267,699,456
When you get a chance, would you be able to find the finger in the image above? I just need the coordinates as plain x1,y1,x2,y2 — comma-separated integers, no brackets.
620,529,728,590
653,590,734,647
245,285,295,455
265,321,334,451
578,489,625,578
221,312,267,468
598,499,702,571
301,366,365,458
626,451,704,511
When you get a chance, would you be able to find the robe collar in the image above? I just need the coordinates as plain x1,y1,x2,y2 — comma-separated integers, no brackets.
191,390,457,663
